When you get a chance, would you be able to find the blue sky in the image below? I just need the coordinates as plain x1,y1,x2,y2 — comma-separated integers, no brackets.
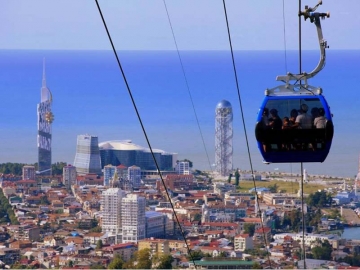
1,0,359,51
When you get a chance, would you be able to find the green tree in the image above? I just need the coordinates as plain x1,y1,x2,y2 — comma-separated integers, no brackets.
268,183,278,193
311,240,332,260
244,223,256,237
235,169,240,186
90,226,102,233
90,264,106,269
227,173,232,184
152,254,173,269
51,162,67,175
187,250,204,260
135,249,152,269
96,239,103,249
192,213,202,222
108,255,124,269
252,262,262,269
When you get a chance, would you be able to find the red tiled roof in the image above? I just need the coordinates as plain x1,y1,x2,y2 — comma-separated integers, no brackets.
235,233,250,238
202,222,238,227
255,227,271,233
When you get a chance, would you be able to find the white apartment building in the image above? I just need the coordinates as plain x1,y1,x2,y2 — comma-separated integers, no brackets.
63,164,77,189
122,194,146,243
22,165,36,180
234,234,253,251
176,161,190,175
128,165,141,189
101,188,126,243
273,233,340,248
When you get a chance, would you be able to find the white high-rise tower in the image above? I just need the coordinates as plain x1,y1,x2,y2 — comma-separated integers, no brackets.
215,100,233,177
101,188,126,243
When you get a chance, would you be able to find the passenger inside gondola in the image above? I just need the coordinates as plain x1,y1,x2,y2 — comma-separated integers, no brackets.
314,108,327,128
293,104,312,129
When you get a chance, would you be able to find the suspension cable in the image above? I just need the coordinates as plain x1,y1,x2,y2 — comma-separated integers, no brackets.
94,1,197,267
298,0,306,268
222,0,272,267
163,0,213,173
282,0,288,73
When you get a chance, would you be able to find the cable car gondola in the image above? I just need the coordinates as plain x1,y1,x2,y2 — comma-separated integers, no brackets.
255,1,334,163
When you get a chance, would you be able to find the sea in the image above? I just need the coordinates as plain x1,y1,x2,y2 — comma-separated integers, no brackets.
0,49,359,177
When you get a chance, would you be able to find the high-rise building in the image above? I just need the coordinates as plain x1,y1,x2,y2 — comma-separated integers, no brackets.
104,165,116,187
128,165,141,189
63,164,77,189
176,161,190,175
37,59,54,176
215,100,233,177
22,165,36,180
122,194,146,243
101,188,126,243
73,135,102,175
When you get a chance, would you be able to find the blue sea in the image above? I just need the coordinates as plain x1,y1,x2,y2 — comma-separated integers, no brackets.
0,49,359,177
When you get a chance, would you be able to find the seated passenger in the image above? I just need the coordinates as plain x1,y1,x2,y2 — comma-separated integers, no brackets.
293,104,312,129
314,108,327,128
269,109,282,130
289,109,298,126
282,117,292,129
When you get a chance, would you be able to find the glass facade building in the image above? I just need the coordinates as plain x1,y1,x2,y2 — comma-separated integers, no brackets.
37,60,53,176
73,135,102,175
99,140,177,171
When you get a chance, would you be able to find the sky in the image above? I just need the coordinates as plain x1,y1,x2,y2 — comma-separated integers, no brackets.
1,0,360,51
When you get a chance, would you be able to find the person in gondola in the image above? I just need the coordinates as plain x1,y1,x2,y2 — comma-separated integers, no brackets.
268,109,283,151
269,109,282,130
293,104,312,129
314,108,327,128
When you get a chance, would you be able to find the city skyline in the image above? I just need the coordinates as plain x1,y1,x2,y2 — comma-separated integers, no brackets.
1,2,359,178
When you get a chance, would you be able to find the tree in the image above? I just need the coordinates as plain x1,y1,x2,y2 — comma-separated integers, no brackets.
178,159,193,168
90,226,102,233
90,264,106,269
252,262,262,269
244,223,256,237
96,239,103,249
227,173,232,184
311,240,332,260
192,213,202,222
235,169,240,186
108,255,124,269
187,250,204,260
152,254,173,269
268,183,278,193
135,249,152,269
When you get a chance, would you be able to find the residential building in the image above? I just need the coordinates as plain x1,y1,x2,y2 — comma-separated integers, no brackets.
176,161,190,175
138,238,169,255
100,188,126,243
73,135,102,175
145,211,166,238
162,174,195,191
128,165,141,189
234,234,254,251
103,165,116,187
63,164,77,189
101,243,137,262
22,165,35,180
122,194,146,243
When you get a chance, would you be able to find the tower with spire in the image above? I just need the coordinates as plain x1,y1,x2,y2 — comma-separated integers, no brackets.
37,59,54,176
